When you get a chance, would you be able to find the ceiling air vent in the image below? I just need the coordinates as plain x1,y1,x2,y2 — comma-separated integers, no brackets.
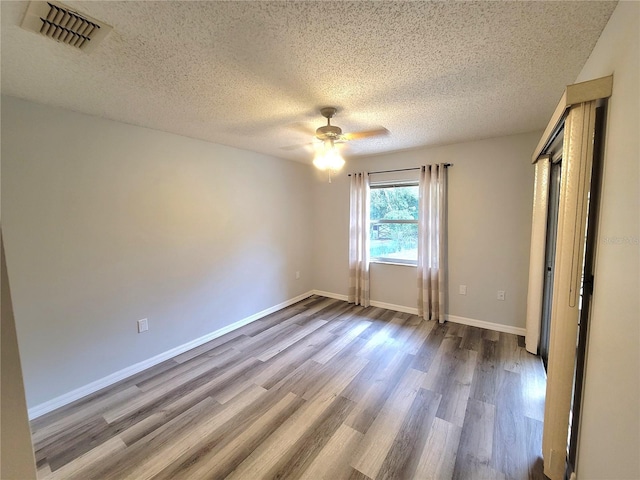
20,1,112,53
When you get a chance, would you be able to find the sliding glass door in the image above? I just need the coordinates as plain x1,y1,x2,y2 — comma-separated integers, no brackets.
566,104,606,478
526,75,612,480
540,160,562,369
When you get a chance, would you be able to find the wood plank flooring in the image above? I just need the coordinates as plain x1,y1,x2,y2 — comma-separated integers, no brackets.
31,296,548,480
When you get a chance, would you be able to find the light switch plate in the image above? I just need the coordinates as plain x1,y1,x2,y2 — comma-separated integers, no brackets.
137,318,149,333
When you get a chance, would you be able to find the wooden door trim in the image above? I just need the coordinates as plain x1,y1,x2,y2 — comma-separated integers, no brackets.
532,75,612,164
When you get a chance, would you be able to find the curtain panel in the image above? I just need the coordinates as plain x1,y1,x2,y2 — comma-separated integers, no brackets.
348,172,370,307
417,164,447,322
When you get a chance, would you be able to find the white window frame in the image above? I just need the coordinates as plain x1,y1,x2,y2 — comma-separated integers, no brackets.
369,181,419,266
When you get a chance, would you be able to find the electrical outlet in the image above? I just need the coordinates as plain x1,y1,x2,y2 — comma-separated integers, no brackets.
295,271,300,279
497,291,506,301
459,285,467,295
137,318,149,333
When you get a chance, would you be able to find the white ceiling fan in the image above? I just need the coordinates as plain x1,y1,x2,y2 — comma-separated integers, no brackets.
312,107,388,143
282,107,389,171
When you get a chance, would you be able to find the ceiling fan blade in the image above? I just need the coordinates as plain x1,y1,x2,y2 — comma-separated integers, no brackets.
286,122,317,136
280,142,314,151
342,127,389,141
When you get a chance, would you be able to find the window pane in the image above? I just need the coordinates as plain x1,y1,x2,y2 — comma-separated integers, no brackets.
370,185,419,221
370,223,418,262
369,184,419,263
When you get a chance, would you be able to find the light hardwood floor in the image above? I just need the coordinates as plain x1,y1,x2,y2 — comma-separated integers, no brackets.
31,296,547,480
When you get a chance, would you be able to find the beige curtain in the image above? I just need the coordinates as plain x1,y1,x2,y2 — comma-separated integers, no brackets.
525,156,551,354
417,164,447,322
348,172,370,307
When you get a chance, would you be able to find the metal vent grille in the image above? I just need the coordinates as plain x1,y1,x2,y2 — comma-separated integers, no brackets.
20,1,112,53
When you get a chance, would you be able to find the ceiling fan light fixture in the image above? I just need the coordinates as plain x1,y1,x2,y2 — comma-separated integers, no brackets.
325,146,345,171
312,153,328,171
313,139,344,171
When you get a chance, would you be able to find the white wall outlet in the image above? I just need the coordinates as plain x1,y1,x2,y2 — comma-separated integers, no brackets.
295,271,300,279
137,318,149,333
497,290,506,301
459,285,467,295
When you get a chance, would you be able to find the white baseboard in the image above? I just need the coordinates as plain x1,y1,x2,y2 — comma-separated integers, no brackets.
446,314,526,336
312,290,418,315
370,300,419,315
28,290,314,419
312,290,526,335
312,290,349,302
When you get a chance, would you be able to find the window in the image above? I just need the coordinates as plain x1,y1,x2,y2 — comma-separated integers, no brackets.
370,183,418,265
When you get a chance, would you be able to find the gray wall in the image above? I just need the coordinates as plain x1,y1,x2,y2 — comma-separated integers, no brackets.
572,2,639,478
1,234,37,479
2,96,314,408
313,132,540,329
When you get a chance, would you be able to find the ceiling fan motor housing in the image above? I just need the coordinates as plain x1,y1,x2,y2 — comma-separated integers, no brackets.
316,106,342,140
316,124,342,140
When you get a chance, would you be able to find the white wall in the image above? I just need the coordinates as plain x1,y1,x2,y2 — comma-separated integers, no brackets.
313,131,540,329
572,2,640,478
1,96,314,408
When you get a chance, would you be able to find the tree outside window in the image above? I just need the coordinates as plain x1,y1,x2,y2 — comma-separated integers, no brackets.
370,184,418,265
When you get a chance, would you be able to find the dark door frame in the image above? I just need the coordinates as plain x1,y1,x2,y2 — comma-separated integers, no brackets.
566,103,607,478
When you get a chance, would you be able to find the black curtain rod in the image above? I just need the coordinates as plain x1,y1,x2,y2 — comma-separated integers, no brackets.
347,164,452,176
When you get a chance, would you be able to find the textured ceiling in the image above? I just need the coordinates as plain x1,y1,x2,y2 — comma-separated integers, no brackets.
1,1,616,164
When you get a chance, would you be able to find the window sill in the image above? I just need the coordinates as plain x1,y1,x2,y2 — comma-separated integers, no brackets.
370,260,417,268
